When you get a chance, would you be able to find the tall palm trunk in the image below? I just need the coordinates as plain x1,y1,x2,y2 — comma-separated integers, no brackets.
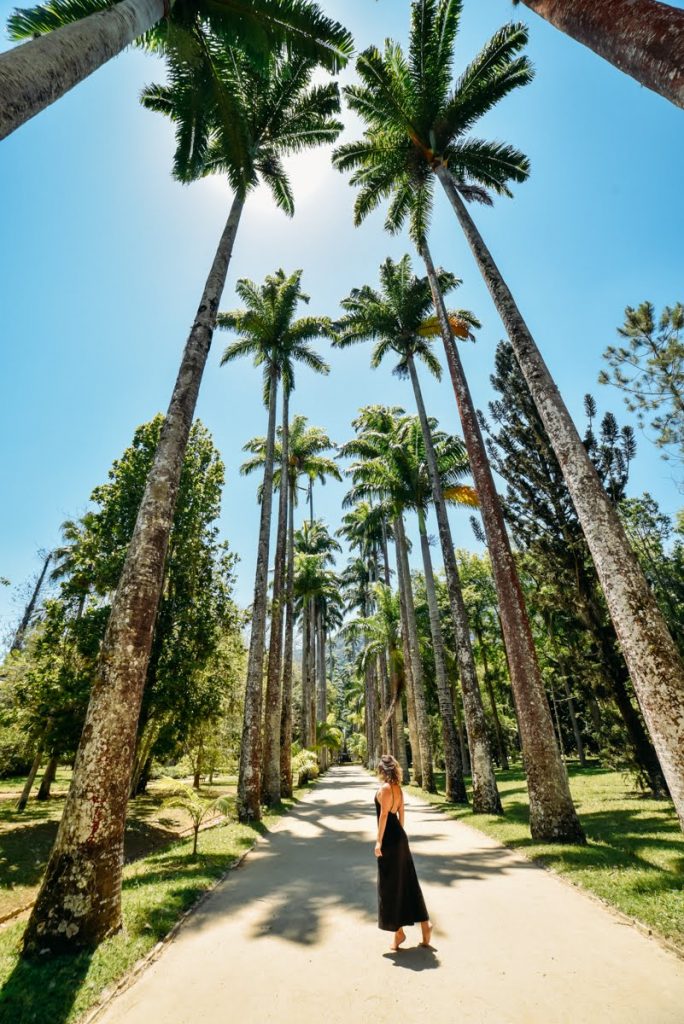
301,599,311,747
435,170,684,831
308,605,317,748
377,650,391,753
394,515,435,793
316,606,327,767
23,194,244,955
519,0,684,110
395,536,422,786
0,0,170,141
262,390,289,806
417,509,467,804
408,355,502,813
474,625,509,771
237,361,279,823
11,551,51,652
422,239,583,842
279,480,296,798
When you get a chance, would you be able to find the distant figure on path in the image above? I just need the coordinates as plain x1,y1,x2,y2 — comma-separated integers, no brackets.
374,753,432,951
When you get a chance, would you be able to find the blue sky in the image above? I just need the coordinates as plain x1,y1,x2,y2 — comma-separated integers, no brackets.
1,0,683,635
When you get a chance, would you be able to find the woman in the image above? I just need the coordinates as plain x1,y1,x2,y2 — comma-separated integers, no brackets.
374,753,432,951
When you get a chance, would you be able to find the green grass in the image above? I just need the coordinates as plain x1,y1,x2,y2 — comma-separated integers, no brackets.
407,765,684,953
0,772,239,920
0,781,316,1024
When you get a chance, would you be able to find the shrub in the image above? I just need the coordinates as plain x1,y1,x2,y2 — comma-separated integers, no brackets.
291,748,319,786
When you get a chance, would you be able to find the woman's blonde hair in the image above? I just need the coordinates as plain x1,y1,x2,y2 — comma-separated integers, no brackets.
376,753,403,785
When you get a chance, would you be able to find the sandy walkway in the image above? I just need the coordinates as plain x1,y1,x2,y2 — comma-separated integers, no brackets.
95,765,684,1024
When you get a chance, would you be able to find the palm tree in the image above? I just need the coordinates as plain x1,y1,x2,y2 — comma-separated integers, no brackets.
345,413,481,803
334,0,684,832
294,519,340,751
22,50,342,958
1,0,353,140
220,269,330,821
335,254,501,814
513,0,684,109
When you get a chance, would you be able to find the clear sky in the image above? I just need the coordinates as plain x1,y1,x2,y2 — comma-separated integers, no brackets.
1,0,683,637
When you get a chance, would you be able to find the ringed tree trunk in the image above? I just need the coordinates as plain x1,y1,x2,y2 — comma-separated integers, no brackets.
519,0,684,110
435,170,684,831
394,515,435,793
408,354,501,813
474,626,510,771
421,238,584,842
37,754,59,801
279,478,296,799
22,194,244,956
237,361,279,823
308,602,317,749
301,599,311,748
378,650,391,753
316,605,327,768
11,551,52,652
395,534,422,786
416,508,468,804
0,0,171,141
262,388,290,806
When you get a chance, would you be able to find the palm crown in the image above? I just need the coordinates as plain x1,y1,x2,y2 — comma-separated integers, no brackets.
332,0,533,241
141,44,343,206
8,0,354,74
219,269,331,404
335,254,480,379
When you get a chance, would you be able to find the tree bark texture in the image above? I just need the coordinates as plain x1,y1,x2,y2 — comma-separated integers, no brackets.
0,0,169,141
408,356,501,813
37,754,59,801
279,481,296,799
417,509,468,804
422,234,584,842
395,515,435,793
475,627,510,771
17,745,44,812
22,194,244,955
436,168,684,831
520,0,684,109
237,361,279,823
262,390,289,806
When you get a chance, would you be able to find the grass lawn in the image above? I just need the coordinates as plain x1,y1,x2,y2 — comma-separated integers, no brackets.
0,778,317,1024
0,771,239,921
407,765,684,954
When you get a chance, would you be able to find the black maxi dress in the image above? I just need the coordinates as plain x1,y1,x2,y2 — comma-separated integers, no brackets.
375,787,428,931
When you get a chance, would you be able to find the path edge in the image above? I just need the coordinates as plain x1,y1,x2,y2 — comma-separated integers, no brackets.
383,769,684,965
79,771,329,1024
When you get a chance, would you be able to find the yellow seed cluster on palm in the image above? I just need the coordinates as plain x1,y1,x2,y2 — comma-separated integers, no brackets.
418,314,471,339
443,484,479,507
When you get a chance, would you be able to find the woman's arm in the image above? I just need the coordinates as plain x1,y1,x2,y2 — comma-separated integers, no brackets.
374,785,392,858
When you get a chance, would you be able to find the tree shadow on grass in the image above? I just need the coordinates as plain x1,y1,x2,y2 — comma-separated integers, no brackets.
0,945,94,1024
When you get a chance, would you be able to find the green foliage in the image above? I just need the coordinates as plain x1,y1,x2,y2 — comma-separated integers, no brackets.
346,732,367,761
164,782,232,856
599,301,684,473
0,723,33,778
291,748,319,785
332,1,532,243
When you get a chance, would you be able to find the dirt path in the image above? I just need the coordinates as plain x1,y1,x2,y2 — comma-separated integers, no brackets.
94,765,684,1024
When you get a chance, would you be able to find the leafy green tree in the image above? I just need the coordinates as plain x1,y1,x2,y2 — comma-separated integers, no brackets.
485,342,667,795
599,302,684,476
1,0,352,140
221,269,331,820
335,0,684,836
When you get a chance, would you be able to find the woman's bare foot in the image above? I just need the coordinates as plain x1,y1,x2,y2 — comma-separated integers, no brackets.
419,920,433,947
390,927,406,951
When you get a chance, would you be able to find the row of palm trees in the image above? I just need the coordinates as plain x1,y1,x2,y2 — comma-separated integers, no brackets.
1,0,680,143
20,11,353,956
332,0,684,835
10,0,683,962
